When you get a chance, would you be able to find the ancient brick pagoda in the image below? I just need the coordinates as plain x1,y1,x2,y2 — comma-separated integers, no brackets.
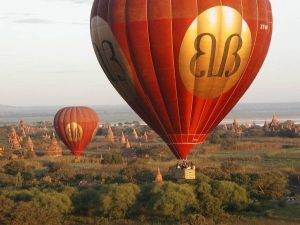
44,134,63,157
232,119,242,135
105,126,115,143
269,114,280,131
26,136,36,156
42,132,51,141
120,131,126,144
8,127,22,150
132,129,139,141
142,132,149,143
0,147,4,157
155,167,163,183
125,138,131,149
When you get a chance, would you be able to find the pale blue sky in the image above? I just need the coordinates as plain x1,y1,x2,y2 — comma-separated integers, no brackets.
0,0,299,106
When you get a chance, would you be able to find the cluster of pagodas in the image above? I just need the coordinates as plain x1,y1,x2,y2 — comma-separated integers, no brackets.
4,120,63,158
105,126,149,149
0,113,149,159
220,115,300,136
263,114,300,133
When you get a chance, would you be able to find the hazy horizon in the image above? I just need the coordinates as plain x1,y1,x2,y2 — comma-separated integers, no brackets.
1,101,300,108
1,0,300,106
1,102,300,125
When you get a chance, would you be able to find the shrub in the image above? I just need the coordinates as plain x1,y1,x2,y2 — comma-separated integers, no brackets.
0,195,14,225
11,190,33,202
5,189,72,214
209,132,222,144
187,214,216,225
212,181,250,211
116,166,138,183
147,182,197,220
4,161,27,175
196,182,212,197
33,190,72,214
196,172,211,183
221,162,240,174
244,127,265,137
0,190,71,225
195,182,224,219
72,188,100,215
98,183,140,219
116,166,154,184
230,173,250,187
63,216,110,225
197,194,224,219
134,170,154,184
4,161,37,186
202,167,230,181
15,172,23,187
11,201,63,225
62,186,77,197
0,173,16,187
102,151,123,164
221,136,238,151
249,172,288,200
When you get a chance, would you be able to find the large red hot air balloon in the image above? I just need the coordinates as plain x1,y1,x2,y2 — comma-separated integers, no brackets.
90,0,273,159
54,107,100,156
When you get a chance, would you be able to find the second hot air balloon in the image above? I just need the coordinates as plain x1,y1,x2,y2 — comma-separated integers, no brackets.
90,0,273,159
54,107,100,156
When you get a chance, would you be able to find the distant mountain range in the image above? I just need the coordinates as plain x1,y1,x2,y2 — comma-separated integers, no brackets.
0,103,299,125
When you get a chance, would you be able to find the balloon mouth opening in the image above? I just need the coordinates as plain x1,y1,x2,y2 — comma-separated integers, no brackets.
168,142,204,160
71,151,84,157
166,134,207,159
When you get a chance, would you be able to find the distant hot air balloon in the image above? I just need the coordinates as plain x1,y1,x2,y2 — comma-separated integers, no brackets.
91,0,273,159
54,107,100,156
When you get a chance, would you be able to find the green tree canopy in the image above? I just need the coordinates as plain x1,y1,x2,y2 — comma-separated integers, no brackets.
98,183,140,219
212,181,250,211
147,182,197,220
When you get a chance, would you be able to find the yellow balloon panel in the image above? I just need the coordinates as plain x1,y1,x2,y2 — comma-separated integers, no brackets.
65,122,83,142
179,6,252,99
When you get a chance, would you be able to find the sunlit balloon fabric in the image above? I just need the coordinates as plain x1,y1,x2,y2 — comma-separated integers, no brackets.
54,107,100,156
91,0,273,159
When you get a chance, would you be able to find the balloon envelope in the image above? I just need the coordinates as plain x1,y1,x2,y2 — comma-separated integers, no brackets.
54,107,100,156
91,0,273,159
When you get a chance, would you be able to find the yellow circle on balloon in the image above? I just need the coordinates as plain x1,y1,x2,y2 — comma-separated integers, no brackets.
65,122,83,142
179,6,252,99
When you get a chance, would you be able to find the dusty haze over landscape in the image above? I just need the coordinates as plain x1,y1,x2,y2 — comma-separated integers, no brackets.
1,102,300,125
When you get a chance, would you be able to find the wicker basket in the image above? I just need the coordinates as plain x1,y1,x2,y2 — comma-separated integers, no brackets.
173,168,196,180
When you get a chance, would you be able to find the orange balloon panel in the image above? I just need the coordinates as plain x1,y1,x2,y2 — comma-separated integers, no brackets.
54,107,100,156
90,0,273,159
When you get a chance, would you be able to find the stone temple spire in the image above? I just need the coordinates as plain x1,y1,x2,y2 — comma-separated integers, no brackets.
142,132,148,143
155,167,163,183
120,131,126,144
106,126,115,143
44,134,63,157
232,119,242,135
125,139,131,149
0,147,5,157
132,129,139,140
26,136,36,157
8,127,21,150
26,136,34,152
269,113,280,131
